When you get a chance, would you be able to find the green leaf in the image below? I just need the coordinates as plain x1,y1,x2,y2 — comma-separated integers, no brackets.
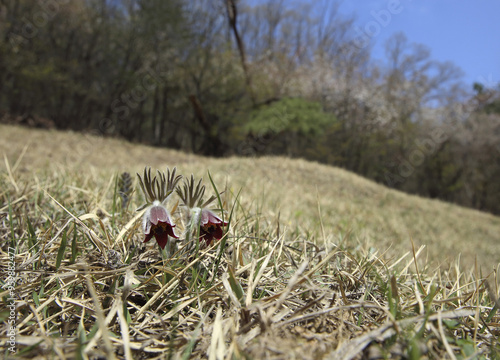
16,339,44,356
443,319,459,329
456,339,475,356
32,291,40,307
70,224,78,264
123,301,131,325
8,196,15,249
55,229,67,270
227,267,245,305
26,216,37,252
75,322,87,360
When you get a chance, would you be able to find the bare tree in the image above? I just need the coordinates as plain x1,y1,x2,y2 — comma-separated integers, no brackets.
225,0,255,105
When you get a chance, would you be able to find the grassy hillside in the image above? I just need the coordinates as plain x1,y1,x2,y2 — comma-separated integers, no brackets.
1,124,499,270
1,124,499,359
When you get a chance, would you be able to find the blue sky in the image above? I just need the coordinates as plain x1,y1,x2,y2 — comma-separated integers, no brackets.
337,0,500,89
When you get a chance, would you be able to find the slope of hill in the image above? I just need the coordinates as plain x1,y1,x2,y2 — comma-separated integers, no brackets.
2,123,500,358
1,123,499,270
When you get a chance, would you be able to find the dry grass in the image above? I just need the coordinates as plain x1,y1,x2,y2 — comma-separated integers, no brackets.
1,124,499,270
0,124,499,359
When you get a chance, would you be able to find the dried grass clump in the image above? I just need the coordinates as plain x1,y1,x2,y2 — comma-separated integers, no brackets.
0,155,499,359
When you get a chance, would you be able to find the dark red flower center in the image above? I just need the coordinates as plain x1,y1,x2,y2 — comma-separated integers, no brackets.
199,222,225,246
153,222,170,236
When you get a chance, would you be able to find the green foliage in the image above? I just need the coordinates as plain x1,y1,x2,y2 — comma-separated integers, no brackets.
239,98,338,157
245,98,334,136
484,99,500,114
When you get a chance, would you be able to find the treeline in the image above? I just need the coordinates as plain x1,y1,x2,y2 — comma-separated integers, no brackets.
1,0,499,214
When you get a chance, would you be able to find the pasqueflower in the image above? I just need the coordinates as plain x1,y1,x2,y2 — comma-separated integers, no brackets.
143,200,178,249
177,174,228,246
199,208,228,246
137,167,182,250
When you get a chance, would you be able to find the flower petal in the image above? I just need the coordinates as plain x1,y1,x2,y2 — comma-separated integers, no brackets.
144,232,154,243
143,218,152,235
149,204,171,226
166,222,179,239
155,231,170,249
213,225,223,240
201,208,227,226
200,208,210,226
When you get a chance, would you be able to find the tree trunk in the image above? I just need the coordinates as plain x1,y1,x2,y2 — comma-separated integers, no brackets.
225,0,255,106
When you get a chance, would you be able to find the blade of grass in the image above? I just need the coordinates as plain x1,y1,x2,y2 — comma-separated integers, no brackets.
117,298,133,360
8,196,15,249
328,308,476,360
84,274,116,360
45,192,107,256
70,221,78,264
26,216,37,253
180,304,215,360
55,228,67,270
4,154,19,192
112,173,119,228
